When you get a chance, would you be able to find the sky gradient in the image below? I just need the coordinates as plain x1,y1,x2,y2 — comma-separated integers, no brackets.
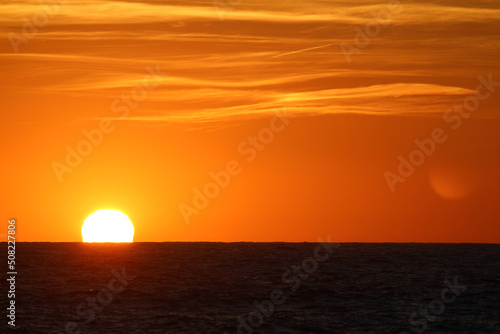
1,0,499,242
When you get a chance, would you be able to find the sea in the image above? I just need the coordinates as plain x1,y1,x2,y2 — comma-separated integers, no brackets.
3,243,500,333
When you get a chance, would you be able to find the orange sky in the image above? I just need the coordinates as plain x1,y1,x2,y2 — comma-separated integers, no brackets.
1,0,499,242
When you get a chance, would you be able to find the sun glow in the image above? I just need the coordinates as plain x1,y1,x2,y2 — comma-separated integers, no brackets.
82,210,134,243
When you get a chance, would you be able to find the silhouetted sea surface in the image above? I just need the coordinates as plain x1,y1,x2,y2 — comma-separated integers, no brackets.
4,243,500,333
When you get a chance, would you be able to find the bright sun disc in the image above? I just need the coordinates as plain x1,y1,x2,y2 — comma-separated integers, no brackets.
82,210,134,243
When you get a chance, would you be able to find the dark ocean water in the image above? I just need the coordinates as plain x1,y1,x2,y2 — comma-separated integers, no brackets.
2,243,499,333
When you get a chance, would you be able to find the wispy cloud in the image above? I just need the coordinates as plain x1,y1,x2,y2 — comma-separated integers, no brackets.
2,1,500,25
1,0,499,123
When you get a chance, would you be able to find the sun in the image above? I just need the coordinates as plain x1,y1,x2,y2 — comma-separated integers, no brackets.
82,210,134,243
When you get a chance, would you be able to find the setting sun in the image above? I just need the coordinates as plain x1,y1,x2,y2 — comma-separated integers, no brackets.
82,210,134,243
